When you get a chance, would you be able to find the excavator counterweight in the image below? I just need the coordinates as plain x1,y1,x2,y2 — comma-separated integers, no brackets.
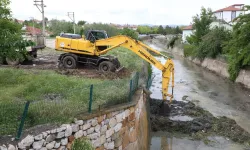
55,30,174,112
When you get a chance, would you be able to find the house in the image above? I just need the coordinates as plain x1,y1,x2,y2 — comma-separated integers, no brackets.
182,25,193,43
182,4,245,42
21,26,51,36
110,23,138,30
213,4,245,24
17,19,24,24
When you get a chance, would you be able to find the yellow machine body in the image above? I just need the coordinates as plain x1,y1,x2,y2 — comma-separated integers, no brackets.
55,32,174,102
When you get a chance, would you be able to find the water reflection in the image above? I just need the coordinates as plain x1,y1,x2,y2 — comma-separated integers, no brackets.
150,133,247,150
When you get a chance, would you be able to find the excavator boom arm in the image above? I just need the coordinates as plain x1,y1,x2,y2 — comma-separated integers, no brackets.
95,35,174,101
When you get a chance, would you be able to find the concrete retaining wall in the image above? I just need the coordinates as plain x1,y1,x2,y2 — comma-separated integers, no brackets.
186,56,250,89
1,89,149,150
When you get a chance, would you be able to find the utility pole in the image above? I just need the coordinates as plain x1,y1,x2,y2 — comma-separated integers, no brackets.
34,0,46,45
67,12,75,34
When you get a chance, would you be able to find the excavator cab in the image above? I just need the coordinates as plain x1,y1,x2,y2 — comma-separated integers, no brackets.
85,30,108,42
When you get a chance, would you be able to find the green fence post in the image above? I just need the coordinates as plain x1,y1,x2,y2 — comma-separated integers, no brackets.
136,72,139,89
129,80,133,102
88,84,93,113
16,101,30,140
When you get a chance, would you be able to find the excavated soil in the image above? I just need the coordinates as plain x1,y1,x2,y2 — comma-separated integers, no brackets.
150,98,250,145
0,54,131,80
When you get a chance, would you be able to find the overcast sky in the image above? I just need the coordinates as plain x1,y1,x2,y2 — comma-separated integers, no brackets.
10,0,249,25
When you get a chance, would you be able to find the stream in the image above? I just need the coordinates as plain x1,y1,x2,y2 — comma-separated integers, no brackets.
148,43,250,150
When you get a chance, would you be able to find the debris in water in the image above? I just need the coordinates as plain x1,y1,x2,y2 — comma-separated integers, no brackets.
150,98,250,145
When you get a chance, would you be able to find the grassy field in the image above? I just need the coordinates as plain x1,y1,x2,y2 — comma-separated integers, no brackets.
0,47,144,135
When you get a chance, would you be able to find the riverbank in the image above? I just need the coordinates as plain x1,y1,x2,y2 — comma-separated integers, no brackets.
145,36,250,89
146,39,250,150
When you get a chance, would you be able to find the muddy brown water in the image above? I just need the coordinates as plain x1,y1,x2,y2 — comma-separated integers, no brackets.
148,43,250,150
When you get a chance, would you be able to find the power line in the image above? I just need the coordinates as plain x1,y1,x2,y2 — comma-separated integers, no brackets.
34,0,46,45
67,12,75,34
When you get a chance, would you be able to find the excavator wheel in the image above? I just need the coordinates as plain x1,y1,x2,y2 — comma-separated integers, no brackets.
62,55,77,69
99,61,115,72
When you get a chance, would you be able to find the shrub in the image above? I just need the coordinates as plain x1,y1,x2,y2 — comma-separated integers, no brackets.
183,44,196,57
223,5,250,81
167,36,178,49
71,138,94,150
120,27,139,40
194,27,231,60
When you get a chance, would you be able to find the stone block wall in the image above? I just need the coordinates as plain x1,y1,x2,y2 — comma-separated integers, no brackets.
1,90,149,150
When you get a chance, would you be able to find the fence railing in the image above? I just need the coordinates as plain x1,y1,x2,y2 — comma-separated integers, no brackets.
0,71,141,139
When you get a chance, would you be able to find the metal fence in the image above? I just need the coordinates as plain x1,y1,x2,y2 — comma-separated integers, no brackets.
0,72,141,139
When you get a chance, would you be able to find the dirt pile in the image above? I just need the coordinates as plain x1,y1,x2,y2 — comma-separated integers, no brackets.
150,98,250,145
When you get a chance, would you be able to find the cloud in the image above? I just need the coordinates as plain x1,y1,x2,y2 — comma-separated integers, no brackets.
10,0,249,25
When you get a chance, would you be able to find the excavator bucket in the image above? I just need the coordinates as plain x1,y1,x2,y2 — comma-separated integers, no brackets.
159,101,171,116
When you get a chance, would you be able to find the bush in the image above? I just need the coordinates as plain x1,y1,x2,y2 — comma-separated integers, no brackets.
167,36,179,49
120,28,139,40
183,44,196,57
71,138,94,150
194,27,231,60
223,5,250,81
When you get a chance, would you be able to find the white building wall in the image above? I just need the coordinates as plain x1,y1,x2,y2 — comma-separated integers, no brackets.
222,11,232,22
214,12,222,20
236,11,244,17
182,30,193,43
210,22,232,30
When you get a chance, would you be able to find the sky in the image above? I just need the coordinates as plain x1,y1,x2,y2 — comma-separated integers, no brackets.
10,0,249,25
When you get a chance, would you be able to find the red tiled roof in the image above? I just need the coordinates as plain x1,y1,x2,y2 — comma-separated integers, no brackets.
26,26,42,35
232,4,244,6
183,25,193,30
214,5,242,12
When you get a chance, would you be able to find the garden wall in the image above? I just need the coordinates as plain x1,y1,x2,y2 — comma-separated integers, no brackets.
0,89,149,150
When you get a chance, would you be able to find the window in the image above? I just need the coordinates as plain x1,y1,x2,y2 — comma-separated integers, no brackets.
232,11,236,21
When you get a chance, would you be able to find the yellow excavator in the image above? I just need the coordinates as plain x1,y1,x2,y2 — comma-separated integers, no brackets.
55,30,174,113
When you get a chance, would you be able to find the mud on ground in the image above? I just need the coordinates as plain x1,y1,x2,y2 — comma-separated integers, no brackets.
0,48,131,79
150,98,250,145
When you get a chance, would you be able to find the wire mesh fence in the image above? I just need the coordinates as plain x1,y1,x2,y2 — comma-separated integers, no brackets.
0,71,141,139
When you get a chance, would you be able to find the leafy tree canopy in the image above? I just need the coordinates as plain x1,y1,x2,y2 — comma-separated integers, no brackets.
187,7,214,45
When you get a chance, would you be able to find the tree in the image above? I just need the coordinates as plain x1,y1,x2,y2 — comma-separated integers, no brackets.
187,7,214,45
120,28,138,40
174,26,182,34
0,0,11,19
136,25,151,34
77,20,86,26
157,25,164,34
83,23,120,37
49,19,76,36
0,1,34,63
223,5,250,81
